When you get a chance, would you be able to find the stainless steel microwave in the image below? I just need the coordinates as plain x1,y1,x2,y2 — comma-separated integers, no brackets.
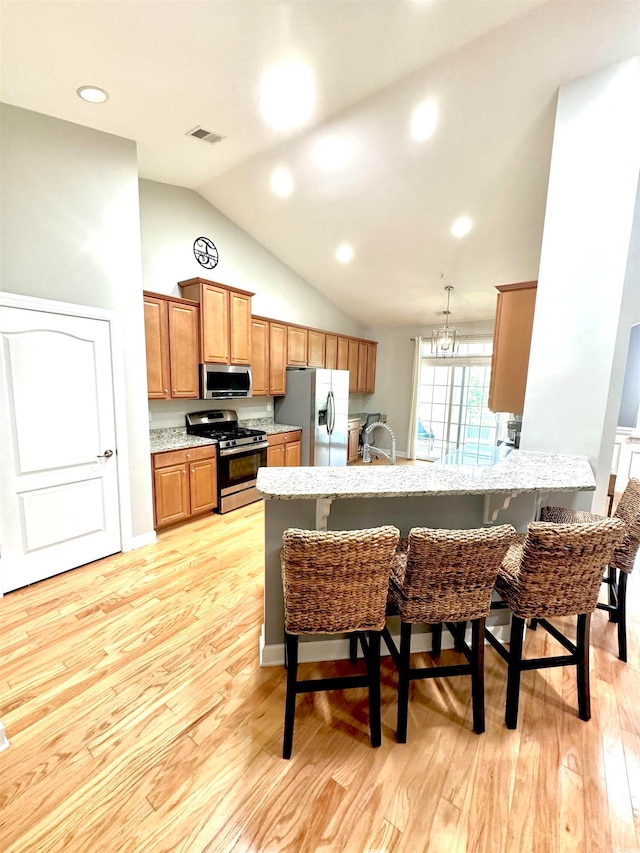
199,364,253,399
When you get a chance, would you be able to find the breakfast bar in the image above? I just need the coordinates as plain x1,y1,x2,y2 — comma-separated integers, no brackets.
256,450,597,665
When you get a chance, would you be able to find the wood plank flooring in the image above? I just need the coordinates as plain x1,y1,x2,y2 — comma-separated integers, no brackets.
0,500,638,852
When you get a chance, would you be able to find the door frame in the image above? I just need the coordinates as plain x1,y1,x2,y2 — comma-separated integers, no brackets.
0,291,134,554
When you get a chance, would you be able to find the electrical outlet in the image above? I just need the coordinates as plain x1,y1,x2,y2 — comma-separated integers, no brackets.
266,403,272,411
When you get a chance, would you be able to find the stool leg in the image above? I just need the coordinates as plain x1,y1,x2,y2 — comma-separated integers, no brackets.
431,623,442,656
505,615,525,730
617,573,628,662
471,618,485,734
608,566,618,621
397,621,412,743
576,613,591,721
366,631,382,748
454,621,467,652
283,632,299,759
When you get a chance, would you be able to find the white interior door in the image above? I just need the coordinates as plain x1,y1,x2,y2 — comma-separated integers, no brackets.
0,307,121,593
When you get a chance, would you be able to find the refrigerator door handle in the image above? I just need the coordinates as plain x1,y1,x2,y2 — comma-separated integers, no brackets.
327,391,335,435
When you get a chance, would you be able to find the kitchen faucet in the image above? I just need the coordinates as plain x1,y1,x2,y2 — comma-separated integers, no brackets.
362,421,396,465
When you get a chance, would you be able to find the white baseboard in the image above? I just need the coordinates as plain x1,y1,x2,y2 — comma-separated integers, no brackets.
259,622,512,667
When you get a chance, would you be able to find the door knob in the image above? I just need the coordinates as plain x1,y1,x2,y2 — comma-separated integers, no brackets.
97,449,114,459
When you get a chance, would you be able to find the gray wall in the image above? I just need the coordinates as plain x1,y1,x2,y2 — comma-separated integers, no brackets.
0,103,154,540
618,323,640,428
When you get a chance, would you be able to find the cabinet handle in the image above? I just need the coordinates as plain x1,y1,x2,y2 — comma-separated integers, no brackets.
164,388,168,393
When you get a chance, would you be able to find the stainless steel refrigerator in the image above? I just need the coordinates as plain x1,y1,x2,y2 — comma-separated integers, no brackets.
275,368,349,466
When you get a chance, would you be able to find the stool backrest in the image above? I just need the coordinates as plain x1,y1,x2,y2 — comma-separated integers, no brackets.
612,477,640,573
397,525,516,623
513,518,625,617
281,526,400,634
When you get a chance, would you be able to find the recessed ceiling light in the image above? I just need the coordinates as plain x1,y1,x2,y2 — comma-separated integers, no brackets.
313,135,352,173
259,60,315,130
77,86,109,104
270,167,294,197
411,100,437,141
336,244,354,263
451,216,472,238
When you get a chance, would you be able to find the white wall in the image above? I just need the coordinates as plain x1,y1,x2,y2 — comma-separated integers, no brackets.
0,104,154,540
138,180,364,334
521,58,640,512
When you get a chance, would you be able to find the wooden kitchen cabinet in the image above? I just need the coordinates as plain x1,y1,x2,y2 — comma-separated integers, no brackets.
325,334,338,369
348,418,361,463
144,292,199,400
364,342,377,393
266,431,302,467
178,277,253,366
488,281,537,414
307,330,326,367
345,337,377,393
152,445,217,528
251,316,287,396
287,326,308,366
337,337,349,370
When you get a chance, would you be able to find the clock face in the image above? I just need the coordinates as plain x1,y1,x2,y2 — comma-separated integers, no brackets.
193,237,219,269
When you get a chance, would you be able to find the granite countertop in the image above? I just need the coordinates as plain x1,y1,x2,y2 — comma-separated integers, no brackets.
255,449,596,500
150,420,302,453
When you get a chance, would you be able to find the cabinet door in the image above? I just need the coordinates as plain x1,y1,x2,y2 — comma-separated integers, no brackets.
269,322,287,396
267,443,286,467
201,284,229,363
307,330,325,367
287,326,308,366
251,318,269,396
488,282,537,414
154,464,190,527
364,342,377,393
337,336,349,371
168,301,199,398
189,457,217,513
357,341,368,394
325,334,338,369
230,291,252,365
285,439,301,467
347,338,359,392
347,426,360,463
144,295,170,399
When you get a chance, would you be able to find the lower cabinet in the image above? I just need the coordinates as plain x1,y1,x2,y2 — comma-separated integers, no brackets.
266,431,302,467
348,418,361,463
152,445,217,528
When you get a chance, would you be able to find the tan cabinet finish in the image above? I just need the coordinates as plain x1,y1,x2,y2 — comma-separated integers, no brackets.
364,342,377,393
251,317,287,396
178,278,253,366
325,334,338,369
348,418,361,463
307,330,326,367
266,431,302,467
287,326,308,366
488,281,537,415
337,337,349,371
152,445,217,528
144,292,199,400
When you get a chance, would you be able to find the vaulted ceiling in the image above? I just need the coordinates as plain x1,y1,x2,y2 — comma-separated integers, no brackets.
1,0,638,327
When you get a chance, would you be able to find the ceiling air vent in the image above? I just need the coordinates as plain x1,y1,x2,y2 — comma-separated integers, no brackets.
186,126,226,145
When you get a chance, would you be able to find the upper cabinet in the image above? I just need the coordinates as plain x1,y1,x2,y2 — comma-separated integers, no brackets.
178,277,253,365
251,316,287,396
144,292,199,399
488,281,537,415
287,325,308,366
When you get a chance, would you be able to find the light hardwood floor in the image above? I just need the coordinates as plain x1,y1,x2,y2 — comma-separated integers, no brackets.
0,501,638,852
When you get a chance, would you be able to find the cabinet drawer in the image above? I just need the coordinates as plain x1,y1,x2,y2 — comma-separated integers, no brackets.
152,444,216,469
267,430,301,447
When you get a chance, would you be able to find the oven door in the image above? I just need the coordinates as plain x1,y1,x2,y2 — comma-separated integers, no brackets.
217,443,268,513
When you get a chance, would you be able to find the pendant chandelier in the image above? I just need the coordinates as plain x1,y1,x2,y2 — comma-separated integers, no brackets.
431,283,460,357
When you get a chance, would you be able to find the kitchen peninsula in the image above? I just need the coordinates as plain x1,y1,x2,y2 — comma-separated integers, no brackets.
256,449,596,665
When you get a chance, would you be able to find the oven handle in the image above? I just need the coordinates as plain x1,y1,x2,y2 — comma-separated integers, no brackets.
219,441,269,457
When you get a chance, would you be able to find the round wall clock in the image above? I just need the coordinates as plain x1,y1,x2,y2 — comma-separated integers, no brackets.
193,237,219,269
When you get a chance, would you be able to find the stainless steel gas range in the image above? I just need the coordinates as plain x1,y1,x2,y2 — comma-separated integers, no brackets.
186,409,268,513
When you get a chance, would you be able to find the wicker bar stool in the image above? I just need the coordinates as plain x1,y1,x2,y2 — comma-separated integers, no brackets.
382,524,516,741
281,525,400,759
540,477,640,661
485,518,625,729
